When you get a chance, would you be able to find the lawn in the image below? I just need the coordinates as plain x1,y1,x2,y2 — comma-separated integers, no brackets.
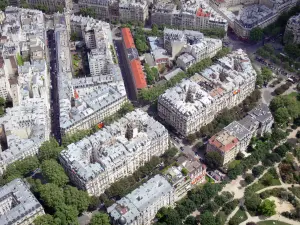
247,168,281,193
230,209,247,224
257,220,291,225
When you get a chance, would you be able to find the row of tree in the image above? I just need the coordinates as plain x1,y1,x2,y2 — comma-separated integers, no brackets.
186,89,261,145
274,82,290,95
99,147,178,208
139,48,231,104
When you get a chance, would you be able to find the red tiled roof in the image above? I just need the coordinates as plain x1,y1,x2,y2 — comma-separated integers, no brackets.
196,8,211,17
209,135,239,153
121,28,135,49
130,59,147,89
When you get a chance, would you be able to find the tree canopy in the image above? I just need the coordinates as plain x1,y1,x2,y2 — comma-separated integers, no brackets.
41,160,69,187
90,212,111,225
259,199,276,216
205,151,223,169
250,27,264,42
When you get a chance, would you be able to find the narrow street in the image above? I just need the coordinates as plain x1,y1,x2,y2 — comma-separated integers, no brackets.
47,29,62,144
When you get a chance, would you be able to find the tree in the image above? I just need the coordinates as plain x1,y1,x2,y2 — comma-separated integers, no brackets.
38,138,63,161
245,173,255,184
200,211,216,225
215,211,227,225
90,212,110,225
3,156,40,183
118,102,134,116
274,108,290,126
64,185,90,214
284,43,300,58
283,30,294,44
182,167,189,176
261,67,273,83
34,214,58,225
205,151,223,169
186,133,197,145
157,208,181,225
41,160,69,187
245,193,261,212
184,216,197,225
0,97,5,106
88,196,100,211
259,199,276,216
271,128,287,144
0,0,8,11
54,204,79,225
39,183,65,209
250,27,263,42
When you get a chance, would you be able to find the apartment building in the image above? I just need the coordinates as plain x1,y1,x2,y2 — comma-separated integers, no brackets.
0,99,49,174
27,0,66,12
210,0,297,39
246,103,274,136
285,14,300,44
0,58,11,100
119,0,148,24
78,0,148,23
166,155,206,201
78,0,113,20
0,11,5,24
0,179,45,225
88,48,113,76
59,110,169,196
224,121,252,153
158,49,256,136
207,130,239,165
0,7,50,174
152,0,228,32
207,103,274,165
107,175,175,225
55,14,127,135
164,28,222,63
121,28,147,92
176,53,196,70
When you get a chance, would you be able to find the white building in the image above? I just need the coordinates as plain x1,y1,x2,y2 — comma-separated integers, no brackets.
285,14,300,44
0,11,5,24
59,110,169,196
207,103,274,165
88,48,113,76
176,53,196,70
164,28,222,62
210,0,298,39
107,175,175,225
55,14,127,135
119,0,148,24
152,0,228,32
0,99,49,174
0,7,50,174
0,179,44,225
158,49,256,136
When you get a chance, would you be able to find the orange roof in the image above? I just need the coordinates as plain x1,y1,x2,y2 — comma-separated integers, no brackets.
121,28,135,49
130,59,147,89
196,8,211,17
209,134,239,153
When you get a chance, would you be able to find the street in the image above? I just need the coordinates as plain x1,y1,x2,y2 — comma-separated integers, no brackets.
47,30,62,144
